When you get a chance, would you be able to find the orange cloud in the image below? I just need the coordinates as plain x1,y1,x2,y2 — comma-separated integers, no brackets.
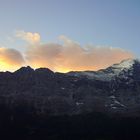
0,48,25,71
25,36,133,72
0,34,134,72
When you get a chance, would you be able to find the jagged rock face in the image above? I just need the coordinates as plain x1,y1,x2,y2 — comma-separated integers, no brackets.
0,59,140,116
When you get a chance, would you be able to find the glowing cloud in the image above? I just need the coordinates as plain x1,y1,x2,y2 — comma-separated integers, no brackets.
16,30,40,44
25,35,133,72
0,48,25,71
0,32,134,72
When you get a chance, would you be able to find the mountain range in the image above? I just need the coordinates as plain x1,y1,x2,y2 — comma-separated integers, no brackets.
0,58,140,116
1,58,140,139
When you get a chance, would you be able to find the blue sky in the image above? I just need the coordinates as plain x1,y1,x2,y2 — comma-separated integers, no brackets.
0,0,140,56
0,0,140,72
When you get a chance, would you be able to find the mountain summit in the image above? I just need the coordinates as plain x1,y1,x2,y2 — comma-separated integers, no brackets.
67,58,140,81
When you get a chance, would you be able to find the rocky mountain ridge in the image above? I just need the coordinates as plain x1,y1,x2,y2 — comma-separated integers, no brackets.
0,58,140,117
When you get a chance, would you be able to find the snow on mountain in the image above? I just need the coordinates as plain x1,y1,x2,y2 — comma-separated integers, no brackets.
67,59,140,81
112,59,135,69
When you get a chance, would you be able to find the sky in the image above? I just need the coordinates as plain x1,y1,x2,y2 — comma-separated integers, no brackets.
0,0,139,72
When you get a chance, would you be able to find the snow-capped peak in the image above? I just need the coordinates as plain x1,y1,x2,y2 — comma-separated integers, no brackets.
67,59,140,81
111,59,136,70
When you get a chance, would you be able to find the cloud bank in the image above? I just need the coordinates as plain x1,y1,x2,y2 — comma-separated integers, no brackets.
0,48,25,71
25,36,133,72
0,31,134,72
